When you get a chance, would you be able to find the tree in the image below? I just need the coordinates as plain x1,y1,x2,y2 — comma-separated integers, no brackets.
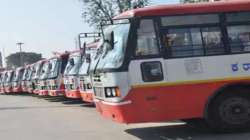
80,0,149,28
6,52,42,69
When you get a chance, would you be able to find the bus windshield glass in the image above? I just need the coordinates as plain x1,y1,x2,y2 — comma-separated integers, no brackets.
34,63,43,79
65,54,82,76
6,72,13,83
40,62,50,80
79,48,97,75
13,70,23,82
48,58,60,79
95,21,130,71
27,68,33,80
22,68,28,81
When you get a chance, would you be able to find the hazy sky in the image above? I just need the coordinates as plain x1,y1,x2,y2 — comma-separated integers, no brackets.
0,0,179,65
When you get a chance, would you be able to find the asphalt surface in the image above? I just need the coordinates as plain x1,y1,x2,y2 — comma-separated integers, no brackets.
0,94,250,140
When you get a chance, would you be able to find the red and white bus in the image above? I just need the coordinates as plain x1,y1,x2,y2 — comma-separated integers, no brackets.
33,60,46,94
64,49,83,99
64,33,100,100
38,60,50,96
12,67,25,93
47,52,69,96
92,1,250,132
21,65,31,93
27,64,36,93
4,70,14,93
0,72,6,94
79,41,100,103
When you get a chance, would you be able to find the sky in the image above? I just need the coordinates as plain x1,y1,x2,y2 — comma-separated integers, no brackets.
0,0,179,66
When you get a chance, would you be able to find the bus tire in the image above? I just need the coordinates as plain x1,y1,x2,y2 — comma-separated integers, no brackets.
205,88,250,132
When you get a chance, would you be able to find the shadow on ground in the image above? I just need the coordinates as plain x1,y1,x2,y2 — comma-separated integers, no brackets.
125,123,250,140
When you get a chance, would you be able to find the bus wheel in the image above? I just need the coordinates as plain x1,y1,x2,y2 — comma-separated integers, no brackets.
206,90,250,132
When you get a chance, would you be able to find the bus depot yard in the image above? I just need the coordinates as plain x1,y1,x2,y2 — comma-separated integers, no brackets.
1,94,250,140
1,0,250,139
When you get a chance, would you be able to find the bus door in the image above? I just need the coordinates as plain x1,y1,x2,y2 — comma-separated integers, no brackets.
128,19,167,112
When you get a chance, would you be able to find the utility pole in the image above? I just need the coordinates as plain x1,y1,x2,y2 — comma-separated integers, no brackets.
16,42,24,66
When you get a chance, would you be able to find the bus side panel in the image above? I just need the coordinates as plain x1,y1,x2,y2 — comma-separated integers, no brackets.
96,79,250,123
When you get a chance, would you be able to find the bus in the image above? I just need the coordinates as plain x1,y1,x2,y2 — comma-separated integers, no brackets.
79,41,100,103
91,1,250,132
47,52,69,97
64,32,100,100
38,60,50,96
64,50,83,99
12,67,25,93
0,72,5,94
4,70,14,93
27,64,36,93
33,60,46,95
21,65,31,93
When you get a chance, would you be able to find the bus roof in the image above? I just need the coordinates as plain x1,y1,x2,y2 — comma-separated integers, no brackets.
114,0,250,19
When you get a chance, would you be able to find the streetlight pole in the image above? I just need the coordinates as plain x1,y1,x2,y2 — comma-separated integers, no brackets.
16,42,24,66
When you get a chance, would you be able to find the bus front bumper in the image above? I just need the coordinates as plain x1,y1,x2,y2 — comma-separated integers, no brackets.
65,90,81,99
38,90,49,96
48,89,65,96
12,87,23,93
80,91,94,103
33,89,40,94
27,88,33,94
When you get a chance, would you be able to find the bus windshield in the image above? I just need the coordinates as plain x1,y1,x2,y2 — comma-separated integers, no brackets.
40,62,50,80
34,63,43,79
48,58,60,79
79,48,97,75
6,72,13,83
95,22,130,71
22,68,28,81
27,68,33,80
13,70,23,82
64,55,82,76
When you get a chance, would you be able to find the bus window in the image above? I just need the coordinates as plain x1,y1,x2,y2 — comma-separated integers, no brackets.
227,25,250,53
163,28,204,57
161,14,219,26
135,19,160,56
226,12,250,23
202,27,224,55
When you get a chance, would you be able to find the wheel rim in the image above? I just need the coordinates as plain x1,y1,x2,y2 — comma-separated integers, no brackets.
219,97,250,125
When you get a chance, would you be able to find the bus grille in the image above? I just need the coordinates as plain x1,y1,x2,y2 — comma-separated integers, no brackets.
94,87,104,98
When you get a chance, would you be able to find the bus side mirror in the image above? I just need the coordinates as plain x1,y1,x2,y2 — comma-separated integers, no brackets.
104,31,114,50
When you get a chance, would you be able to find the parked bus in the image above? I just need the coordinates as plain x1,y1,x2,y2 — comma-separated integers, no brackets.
92,1,250,132
64,33,100,100
47,52,69,96
21,65,31,92
12,67,25,93
0,72,6,94
33,60,46,94
4,70,14,93
79,41,100,102
38,60,50,96
27,64,36,93
64,50,83,99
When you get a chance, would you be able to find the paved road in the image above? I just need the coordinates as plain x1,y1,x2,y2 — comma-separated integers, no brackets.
0,94,250,140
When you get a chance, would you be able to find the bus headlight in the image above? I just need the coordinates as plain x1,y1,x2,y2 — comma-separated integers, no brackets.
106,88,112,97
105,87,121,98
